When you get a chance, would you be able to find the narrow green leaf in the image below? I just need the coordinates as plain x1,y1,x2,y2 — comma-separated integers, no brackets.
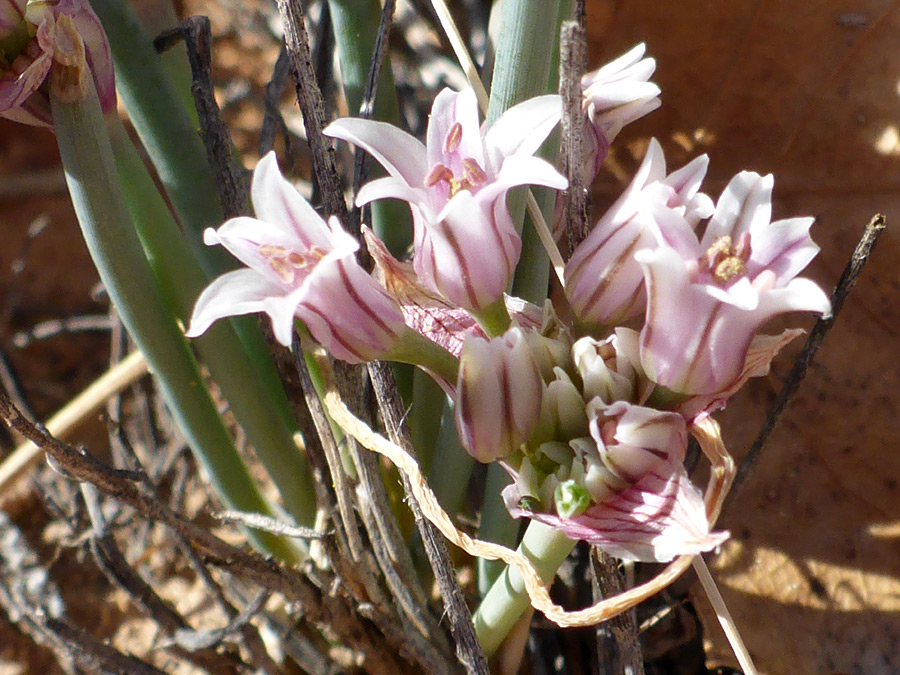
51,85,300,563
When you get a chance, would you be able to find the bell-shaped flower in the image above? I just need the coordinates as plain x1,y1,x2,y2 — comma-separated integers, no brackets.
580,43,661,180
636,171,832,397
365,227,545,360
324,87,567,314
503,400,728,562
565,139,714,326
455,328,543,463
1,0,115,126
187,152,409,364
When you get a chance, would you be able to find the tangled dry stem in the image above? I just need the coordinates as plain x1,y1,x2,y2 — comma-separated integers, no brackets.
319,351,735,629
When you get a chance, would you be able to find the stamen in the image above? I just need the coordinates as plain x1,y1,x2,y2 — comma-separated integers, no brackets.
703,235,733,270
462,158,487,187
702,235,749,285
425,164,453,187
444,122,463,153
259,244,325,284
714,257,746,284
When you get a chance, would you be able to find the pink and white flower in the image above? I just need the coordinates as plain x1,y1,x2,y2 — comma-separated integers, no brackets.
324,87,567,314
636,171,832,397
187,152,409,364
0,0,115,126
580,43,661,180
504,400,727,562
565,139,713,326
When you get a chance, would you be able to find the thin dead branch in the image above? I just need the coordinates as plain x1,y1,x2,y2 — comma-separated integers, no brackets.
368,360,490,675
0,387,421,675
276,0,349,225
156,17,250,219
559,21,589,256
733,214,887,493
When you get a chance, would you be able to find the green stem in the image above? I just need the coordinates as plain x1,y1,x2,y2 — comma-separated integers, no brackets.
50,86,299,563
409,369,445,476
511,4,570,302
129,0,198,124
385,330,460,385
107,117,317,529
511,178,558,304
472,297,512,338
477,462,518,594
328,0,398,120
328,0,412,256
298,342,357,480
486,0,569,300
89,0,227,268
486,0,565,126
473,520,576,656
427,398,476,517
92,0,305,426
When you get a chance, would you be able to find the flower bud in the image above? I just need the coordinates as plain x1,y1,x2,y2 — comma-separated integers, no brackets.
455,328,543,463
523,329,572,383
581,399,686,503
572,329,645,405
501,398,728,562
531,368,589,447
554,479,590,519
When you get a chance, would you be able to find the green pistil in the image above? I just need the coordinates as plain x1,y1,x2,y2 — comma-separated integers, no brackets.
554,479,590,518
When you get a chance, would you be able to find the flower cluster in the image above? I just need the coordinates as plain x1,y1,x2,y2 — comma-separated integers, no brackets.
188,45,830,563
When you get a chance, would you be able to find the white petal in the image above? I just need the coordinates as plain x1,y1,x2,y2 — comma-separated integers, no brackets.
325,118,427,186
356,176,428,208
251,152,333,249
749,216,820,283
757,277,832,318
582,44,648,86
487,155,568,198
703,172,773,247
703,276,760,311
426,87,485,168
205,216,307,272
187,269,285,337
664,154,710,202
484,95,562,172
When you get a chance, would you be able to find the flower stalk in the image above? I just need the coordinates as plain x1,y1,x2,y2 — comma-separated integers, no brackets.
472,520,576,656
